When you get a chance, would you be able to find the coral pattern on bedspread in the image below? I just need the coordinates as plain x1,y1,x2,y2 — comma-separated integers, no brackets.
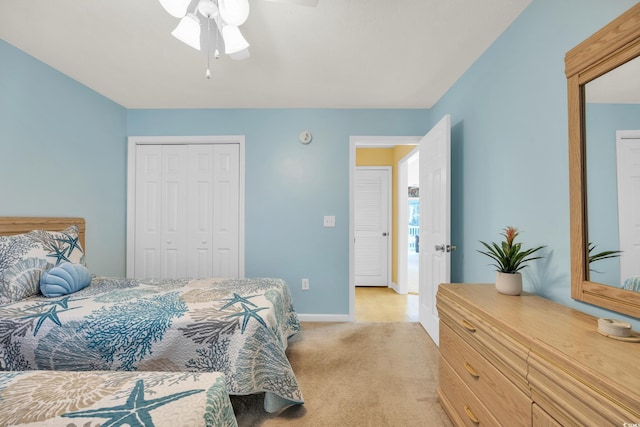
0,277,303,413
0,370,237,426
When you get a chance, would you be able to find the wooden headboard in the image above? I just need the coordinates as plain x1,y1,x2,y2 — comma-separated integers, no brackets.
0,217,86,249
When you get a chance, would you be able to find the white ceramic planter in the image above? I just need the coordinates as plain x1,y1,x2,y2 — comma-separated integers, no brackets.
495,272,522,296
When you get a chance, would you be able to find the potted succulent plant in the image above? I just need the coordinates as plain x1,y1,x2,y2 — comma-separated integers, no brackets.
478,226,545,295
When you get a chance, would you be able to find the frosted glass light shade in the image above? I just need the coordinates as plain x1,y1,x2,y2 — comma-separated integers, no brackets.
230,48,250,60
158,0,191,18
222,25,249,54
218,0,250,26
172,13,201,50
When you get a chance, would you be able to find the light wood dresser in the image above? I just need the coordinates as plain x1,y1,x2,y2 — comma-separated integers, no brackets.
437,283,640,426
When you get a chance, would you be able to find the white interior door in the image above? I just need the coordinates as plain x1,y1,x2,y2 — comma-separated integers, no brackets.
419,115,451,346
355,167,391,286
617,130,640,282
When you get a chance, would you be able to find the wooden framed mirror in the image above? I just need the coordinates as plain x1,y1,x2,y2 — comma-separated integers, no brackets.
566,3,640,318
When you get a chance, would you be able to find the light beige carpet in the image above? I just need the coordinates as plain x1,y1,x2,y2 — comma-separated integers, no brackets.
231,322,453,427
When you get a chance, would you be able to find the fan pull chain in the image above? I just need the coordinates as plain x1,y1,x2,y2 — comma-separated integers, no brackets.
215,13,220,60
206,17,212,79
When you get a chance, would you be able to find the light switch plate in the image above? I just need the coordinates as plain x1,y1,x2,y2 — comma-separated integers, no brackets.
323,215,336,227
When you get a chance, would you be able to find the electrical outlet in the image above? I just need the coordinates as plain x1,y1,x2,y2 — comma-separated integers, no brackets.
323,216,336,227
302,278,310,290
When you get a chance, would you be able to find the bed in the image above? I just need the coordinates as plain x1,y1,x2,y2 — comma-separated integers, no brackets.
0,370,237,426
0,217,303,414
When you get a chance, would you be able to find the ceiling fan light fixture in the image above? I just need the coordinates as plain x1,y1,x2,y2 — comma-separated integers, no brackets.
158,0,191,18
218,0,250,27
197,0,219,19
222,25,249,54
172,13,202,50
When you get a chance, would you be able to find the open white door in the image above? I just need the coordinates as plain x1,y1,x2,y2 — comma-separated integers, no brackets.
419,115,451,346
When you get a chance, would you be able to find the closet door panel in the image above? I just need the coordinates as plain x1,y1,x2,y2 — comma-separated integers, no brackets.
161,146,188,279
134,145,162,278
187,145,215,278
212,144,240,278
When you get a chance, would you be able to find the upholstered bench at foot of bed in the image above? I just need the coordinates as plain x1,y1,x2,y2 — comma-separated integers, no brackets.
0,370,238,427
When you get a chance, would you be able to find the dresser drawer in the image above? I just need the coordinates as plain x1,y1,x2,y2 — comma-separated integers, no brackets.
438,293,529,394
532,404,561,427
439,356,501,427
440,323,531,426
529,352,640,426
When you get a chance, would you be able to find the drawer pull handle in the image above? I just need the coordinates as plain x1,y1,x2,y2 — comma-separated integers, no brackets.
461,319,477,332
464,362,480,378
464,405,480,424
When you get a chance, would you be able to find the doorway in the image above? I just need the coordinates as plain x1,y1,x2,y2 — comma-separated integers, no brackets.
349,136,421,321
349,116,452,334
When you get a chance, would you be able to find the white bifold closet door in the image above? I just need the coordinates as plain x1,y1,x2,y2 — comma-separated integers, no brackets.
133,144,239,279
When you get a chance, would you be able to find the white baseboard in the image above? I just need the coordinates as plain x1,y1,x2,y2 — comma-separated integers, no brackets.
298,283,404,322
297,313,353,322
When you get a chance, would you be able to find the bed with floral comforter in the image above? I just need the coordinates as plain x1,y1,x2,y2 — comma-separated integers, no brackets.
0,276,303,413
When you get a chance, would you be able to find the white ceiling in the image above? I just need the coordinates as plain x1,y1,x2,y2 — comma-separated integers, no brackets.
0,0,532,109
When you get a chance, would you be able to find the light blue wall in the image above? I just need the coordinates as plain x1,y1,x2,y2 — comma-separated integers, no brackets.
0,40,128,277
428,0,639,328
127,109,430,314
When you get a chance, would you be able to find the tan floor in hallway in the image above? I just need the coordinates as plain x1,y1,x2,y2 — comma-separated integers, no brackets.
355,286,419,322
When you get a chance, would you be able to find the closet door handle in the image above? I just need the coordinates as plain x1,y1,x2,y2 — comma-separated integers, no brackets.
464,362,480,378
464,406,480,424
461,319,477,332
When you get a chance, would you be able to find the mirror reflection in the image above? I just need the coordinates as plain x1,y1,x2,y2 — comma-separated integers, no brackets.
585,55,640,291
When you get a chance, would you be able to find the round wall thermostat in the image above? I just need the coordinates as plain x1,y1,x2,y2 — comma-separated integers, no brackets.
299,131,312,144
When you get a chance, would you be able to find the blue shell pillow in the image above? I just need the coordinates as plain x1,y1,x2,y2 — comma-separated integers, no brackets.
40,262,91,298
0,225,85,304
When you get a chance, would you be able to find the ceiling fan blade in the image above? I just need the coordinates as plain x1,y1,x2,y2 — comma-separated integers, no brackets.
263,0,319,7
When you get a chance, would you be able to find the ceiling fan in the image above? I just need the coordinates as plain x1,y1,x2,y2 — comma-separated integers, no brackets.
158,0,318,78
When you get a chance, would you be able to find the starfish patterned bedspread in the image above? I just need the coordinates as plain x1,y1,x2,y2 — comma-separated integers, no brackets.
0,370,237,426
0,276,303,413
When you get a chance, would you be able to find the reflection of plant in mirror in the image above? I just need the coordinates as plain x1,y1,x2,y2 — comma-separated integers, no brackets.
588,242,622,273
